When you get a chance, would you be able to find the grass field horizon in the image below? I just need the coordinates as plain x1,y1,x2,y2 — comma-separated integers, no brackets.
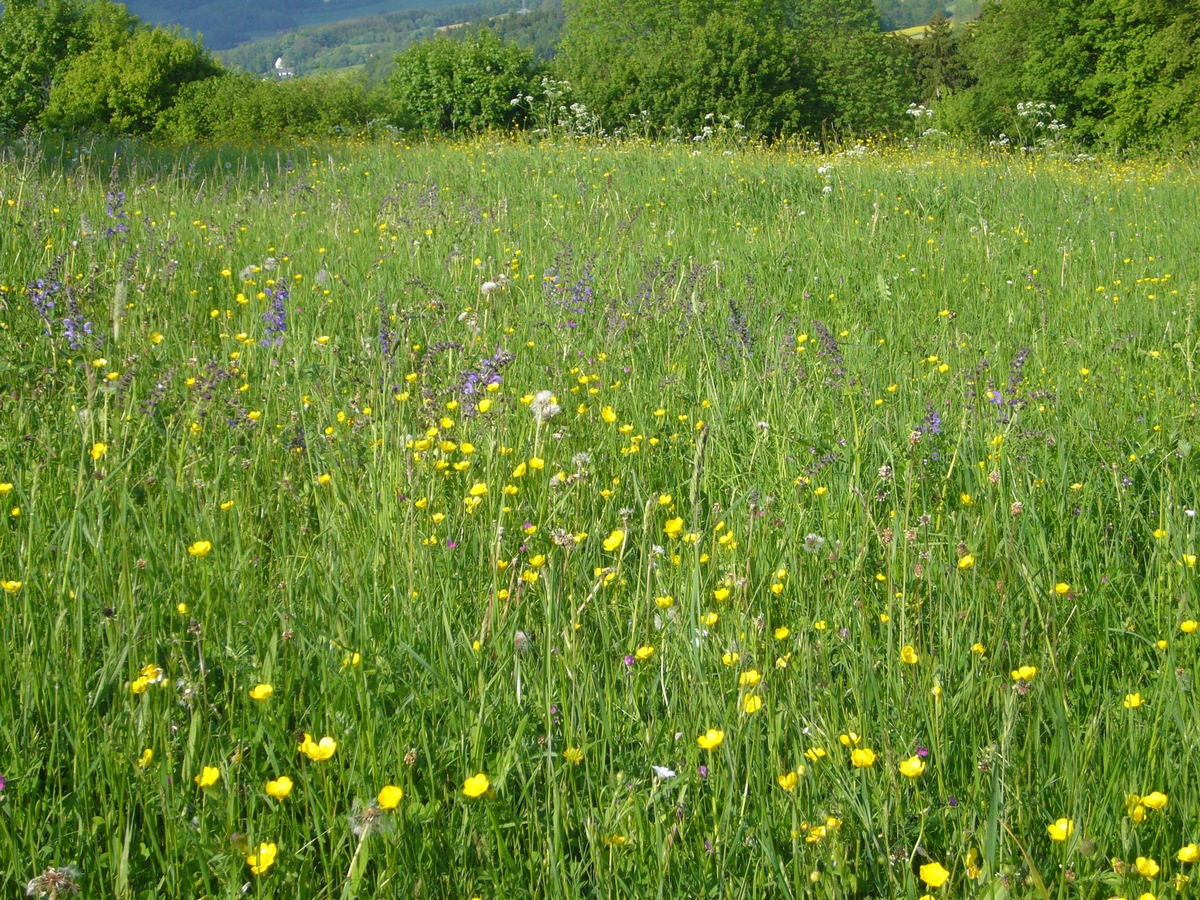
0,135,1197,898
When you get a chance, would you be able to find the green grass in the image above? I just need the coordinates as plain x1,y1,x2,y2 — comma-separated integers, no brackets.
0,135,1197,898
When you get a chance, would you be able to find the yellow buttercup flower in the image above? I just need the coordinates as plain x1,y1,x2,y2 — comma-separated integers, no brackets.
298,734,337,761
850,748,876,768
463,773,490,798
187,540,212,558
1124,692,1145,709
1046,818,1074,841
741,694,763,714
738,669,761,687
563,746,583,765
266,776,293,800
90,442,108,461
919,861,950,888
1011,665,1038,682
958,554,975,570
378,785,404,809
635,644,654,661
697,729,724,750
1179,843,1200,864
663,517,683,539
602,530,625,552
1,580,21,594
138,748,154,769
898,755,926,778
900,645,919,665
249,683,274,701
1142,791,1168,810
195,766,220,788
247,842,277,875
1135,856,1160,878
1181,620,1198,634
777,771,799,791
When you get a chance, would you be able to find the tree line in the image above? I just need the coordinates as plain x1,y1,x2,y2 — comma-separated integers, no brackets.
1,0,1197,149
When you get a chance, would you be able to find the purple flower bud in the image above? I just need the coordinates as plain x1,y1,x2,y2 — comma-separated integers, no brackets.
698,765,708,780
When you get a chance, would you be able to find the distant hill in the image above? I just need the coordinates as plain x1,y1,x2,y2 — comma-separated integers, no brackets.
214,0,558,78
118,0,488,49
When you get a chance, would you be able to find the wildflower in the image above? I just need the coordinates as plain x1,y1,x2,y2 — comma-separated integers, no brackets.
378,785,404,809
804,747,826,762
919,861,951,888
298,734,337,761
1142,791,1168,810
1055,582,1071,596
738,670,761,687
655,595,674,608
90,442,108,461
317,473,332,486
777,771,800,791
958,554,975,570
1135,857,1160,879
850,748,876,768
1182,620,1198,634
249,683,274,701
635,645,654,661
24,867,82,898
602,530,625,552
1184,555,1197,569
971,642,986,655
721,651,739,666
652,765,676,779
601,406,617,423
187,540,212,558
463,773,490,798
195,766,220,788
247,842,277,875
2,580,22,594
900,645,919,665
1012,665,1038,682
0,483,10,494
1154,528,1168,540
839,733,860,747
697,729,724,750
138,748,154,769
1124,692,1145,709
774,626,789,640
899,755,926,778
741,695,763,714
563,747,583,765
1179,844,1199,864
663,517,683,539
266,776,293,800
1046,818,1074,841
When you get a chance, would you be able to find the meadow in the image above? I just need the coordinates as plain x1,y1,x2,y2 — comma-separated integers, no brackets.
0,135,1197,899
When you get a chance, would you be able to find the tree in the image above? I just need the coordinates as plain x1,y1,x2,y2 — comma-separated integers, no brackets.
558,0,913,138
912,13,972,102
45,22,221,133
0,0,86,129
386,30,540,133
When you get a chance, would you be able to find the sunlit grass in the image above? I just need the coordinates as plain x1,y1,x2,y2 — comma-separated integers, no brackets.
0,135,1197,897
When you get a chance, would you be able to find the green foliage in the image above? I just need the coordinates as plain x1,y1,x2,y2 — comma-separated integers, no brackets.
955,0,1200,148
911,12,973,103
45,23,221,134
0,0,88,129
156,71,379,141
559,0,915,138
386,30,539,132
